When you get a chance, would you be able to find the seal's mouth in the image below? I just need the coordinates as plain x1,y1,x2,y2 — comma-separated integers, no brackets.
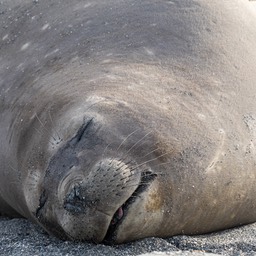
103,170,157,244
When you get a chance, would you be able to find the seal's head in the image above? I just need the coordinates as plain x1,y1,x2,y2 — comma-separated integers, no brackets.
29,100,165,244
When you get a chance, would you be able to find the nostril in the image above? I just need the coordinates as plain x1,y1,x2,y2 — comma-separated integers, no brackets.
64,184,98,214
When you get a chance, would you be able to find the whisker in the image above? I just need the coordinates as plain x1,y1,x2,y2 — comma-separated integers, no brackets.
121,131,153,162
126,131,153,154
35,112,58,142
33,127,55,146
124,181,151,189
139,147,160,159
132,150,173,170
48,110,62,141
116,128,140,151
8,164,18,173
153,160,173,168
102,143,113,158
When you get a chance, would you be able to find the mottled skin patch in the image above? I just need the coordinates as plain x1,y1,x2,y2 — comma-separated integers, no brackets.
145,188,164,212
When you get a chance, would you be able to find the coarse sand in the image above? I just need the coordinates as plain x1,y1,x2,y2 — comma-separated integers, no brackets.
1,217,256,256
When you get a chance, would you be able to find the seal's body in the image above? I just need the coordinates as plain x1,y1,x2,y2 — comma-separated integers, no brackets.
1,0,256,244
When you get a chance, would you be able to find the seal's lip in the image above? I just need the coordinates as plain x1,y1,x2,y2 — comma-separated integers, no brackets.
103,170,157,244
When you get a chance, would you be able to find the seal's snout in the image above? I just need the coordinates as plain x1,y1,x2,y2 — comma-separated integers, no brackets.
63,159,141,216
56,158,144,242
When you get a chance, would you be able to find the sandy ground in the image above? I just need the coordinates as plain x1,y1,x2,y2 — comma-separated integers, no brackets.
1,217,256,256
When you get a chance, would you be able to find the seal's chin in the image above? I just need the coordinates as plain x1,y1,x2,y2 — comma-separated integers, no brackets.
103,170,157,244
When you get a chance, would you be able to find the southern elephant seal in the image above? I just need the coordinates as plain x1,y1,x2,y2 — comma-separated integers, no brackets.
1,0,256,244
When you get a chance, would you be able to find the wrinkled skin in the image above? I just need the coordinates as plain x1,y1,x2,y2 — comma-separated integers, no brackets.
1,0,256,244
